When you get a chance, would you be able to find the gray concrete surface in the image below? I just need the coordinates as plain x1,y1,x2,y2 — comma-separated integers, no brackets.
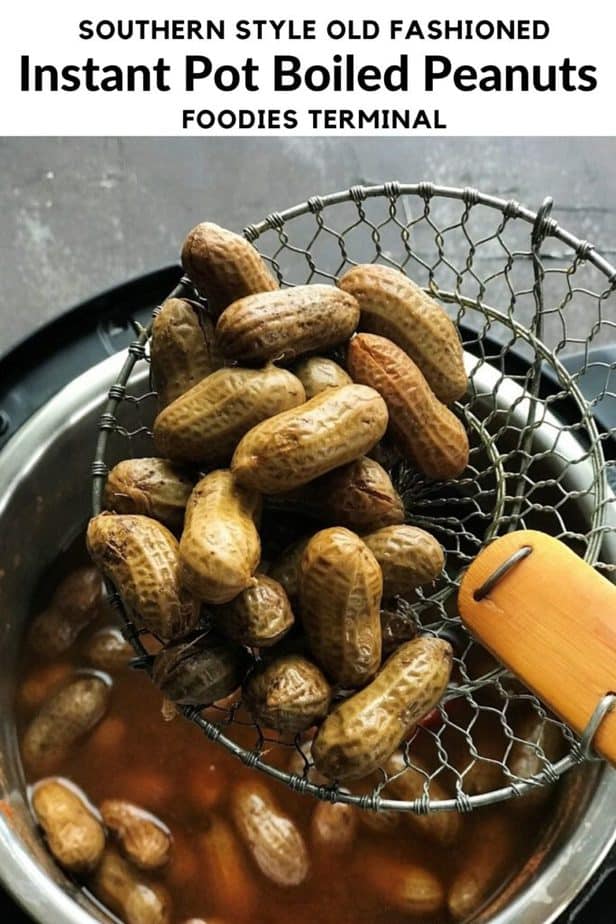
1,137,615,355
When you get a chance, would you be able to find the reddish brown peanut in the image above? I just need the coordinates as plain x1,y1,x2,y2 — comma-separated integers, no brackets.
22,674,110,772
151,297,223,409
447,813,515,921
217,285,359,363
179,470,261,604
152,632,248,706
348,333,469,480
267,537,311,599
87,513,199,640
310,801,358,853
384,751,462,846
83,627,133,672
231,384,388,494
153,365,305,466
18,663,73,712
32,778,105,874
214,573,294,648
28,566,102,658
181,222,277,315
104,458,194,531
100,799,171,871
508,712,565,813
199,816,257,921
244,654,331,734
312,637,452,781
293,356,352,398
339,263,467,403
362,525,444,598
231,779,310,886
299,527,382,687
92,848,171,924
361,851,445,916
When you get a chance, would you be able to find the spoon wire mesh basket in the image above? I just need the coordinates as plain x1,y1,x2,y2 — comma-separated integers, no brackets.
91,182,616,814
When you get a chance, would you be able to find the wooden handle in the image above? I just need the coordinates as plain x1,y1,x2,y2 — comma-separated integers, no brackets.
458,530,616,766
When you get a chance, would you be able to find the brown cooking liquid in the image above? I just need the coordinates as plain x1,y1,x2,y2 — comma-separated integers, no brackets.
15,543,557,924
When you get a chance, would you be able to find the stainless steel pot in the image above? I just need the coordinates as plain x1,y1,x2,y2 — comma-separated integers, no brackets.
0,351,615,924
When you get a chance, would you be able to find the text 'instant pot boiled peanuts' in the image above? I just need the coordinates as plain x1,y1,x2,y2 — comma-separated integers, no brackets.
179,470,261,603
100,799,171,871
104,458,194,531
348,333,469,480
214,573,294,648
153,364,305,466
22,674,111,771
384,751,462,846
87,513,199,640
310,801,358,853
82,627,134,672
92,848,171,924
243,654,331,734
339,263,467,403
361,851,445,916
151,297,223,409
28,566,102,658
231,779,310,887
32,778,105,874
362,525,445,598
312,637,453,781
216,285,359,363
152,632,248,706
299,527,383,687
292,355,352,398
181,222,277,315
231,384,388,494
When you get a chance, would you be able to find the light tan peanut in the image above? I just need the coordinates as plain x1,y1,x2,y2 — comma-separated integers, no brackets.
217,286,359,363
154,364,305,466
339,263,467,403
507,712,565,813
87,513,199,640
29,566,102,657
92,848,171,924
198,816,257,920
104,458,194,530
348,333,469,480
312,637,452,781
380,605,418,657
181,222,277,315
299,527,382,687
179,470,261,603
362,525,444,598
32,778,105,874
447,813,515,921
268,537,311,599
244,654,331,734
269,457,405,532
311,801,358,852
83,627,134,672
100,799,171,871
384,751,462,846
231,384,388,494
22,674,110,771
152,632,248,705
214,573,294,647
293,356,352,398
361,852,445,916
151,297,223,409
231,779,310,886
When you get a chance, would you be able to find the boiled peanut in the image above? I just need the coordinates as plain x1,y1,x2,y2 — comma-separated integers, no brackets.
300,527,382,687
447,813,515,921
92,848,171,924
151,297,223,409
361,852,445,916
87,513,199,640
287,740,331,785
348,333,469,480
362,525,444,598
214,573,294,648
339,263,467,403
460,758,506,797
100,799,171,871
312,637,452,781
199,816,257,920
29,566,102,657
152,632,248,706
18,663,72,711
153,365,305,466
244,654,331,734
380,605,418,657
83,627,133,672
310,801,358,852
384,751,462,846
231,779,310,886
217,285,359,363
269,457,405,532
31,778,105,874
181,222,277,314
179,470,261,603
293,356,352,398
267,537,311,599
358,807,400,835
104,458,194,530
508,711,565,813
231,384,388,494
22,674,110,771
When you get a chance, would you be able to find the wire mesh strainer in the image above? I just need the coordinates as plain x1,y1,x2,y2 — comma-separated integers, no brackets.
91,182,616,814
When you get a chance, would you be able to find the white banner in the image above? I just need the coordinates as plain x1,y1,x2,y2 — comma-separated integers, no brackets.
0,0,614,136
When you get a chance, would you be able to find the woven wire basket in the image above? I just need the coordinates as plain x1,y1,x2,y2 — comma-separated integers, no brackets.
91,182,616,814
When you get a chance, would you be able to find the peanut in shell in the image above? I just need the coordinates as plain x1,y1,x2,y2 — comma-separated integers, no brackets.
92,848,171,924
100,799,171,871
362,525,444,598
214,573,294,648
384,751,462,845
32,778,105,874
244,654,331,734
104,458,194,531
293,355,352,398
152,632,248,706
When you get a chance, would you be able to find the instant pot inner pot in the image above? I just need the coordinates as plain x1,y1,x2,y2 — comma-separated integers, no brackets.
0,351,614,924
